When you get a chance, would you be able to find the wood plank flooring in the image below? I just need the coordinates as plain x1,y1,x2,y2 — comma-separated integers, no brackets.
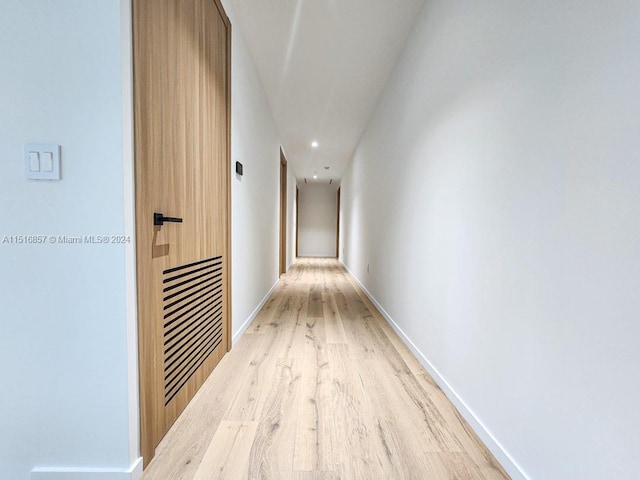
141,258,510,480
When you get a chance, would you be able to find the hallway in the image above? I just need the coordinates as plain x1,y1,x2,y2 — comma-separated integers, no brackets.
141,258,509,480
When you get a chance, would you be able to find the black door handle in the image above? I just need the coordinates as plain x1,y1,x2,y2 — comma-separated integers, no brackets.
154,212,183,226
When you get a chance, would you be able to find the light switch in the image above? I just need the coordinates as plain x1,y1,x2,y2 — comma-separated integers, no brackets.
41,152,54,172
24,144,61,180
29,152,40,172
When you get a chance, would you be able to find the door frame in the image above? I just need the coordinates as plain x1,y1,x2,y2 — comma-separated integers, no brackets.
279,148,287,275
122,0,142,467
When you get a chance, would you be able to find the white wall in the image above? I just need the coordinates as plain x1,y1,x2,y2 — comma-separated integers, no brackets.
298,184,338,258
340,1,640,479
0,1,137,479
224,1,288,341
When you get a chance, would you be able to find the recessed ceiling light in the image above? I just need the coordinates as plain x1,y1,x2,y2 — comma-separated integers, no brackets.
311,141,318,148
313,174,318,179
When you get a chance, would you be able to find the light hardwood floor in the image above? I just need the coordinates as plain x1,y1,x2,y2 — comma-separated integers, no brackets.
141,258,510,480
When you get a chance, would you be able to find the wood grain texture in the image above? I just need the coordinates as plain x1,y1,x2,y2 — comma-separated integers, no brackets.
193,421,258,480
279,149,288,275
296,187,300,258
141,259,510,479
133,0,231,465
335,187,340,258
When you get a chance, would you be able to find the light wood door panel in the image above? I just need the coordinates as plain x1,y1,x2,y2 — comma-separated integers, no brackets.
133,0,231,466
279,149,287,275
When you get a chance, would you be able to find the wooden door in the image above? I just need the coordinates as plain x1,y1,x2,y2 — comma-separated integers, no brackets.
133,0,231,466
279,149,287,275
336,187,341,258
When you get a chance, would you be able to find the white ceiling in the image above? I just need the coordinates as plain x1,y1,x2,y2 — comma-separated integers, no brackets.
230,0,425,183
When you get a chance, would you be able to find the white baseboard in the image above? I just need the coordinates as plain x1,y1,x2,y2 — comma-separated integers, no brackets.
232,278,280,346
339,261,528,480
32,457,143,480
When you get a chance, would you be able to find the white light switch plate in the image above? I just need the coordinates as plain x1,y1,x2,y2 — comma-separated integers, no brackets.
24,144,61,180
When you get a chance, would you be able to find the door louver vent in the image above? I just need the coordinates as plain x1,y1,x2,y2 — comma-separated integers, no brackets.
162,256,224,405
